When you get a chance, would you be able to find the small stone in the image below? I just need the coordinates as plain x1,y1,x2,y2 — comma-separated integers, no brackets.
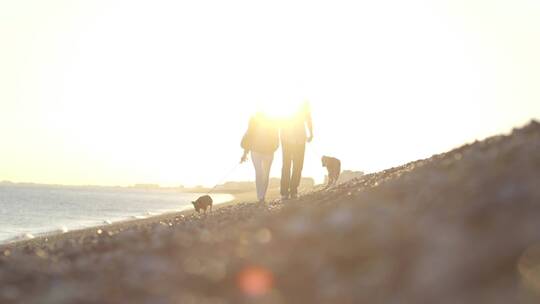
183,256,203,275
1,285,20,300
200,229,213,243
204,260,227,282
35,249,48,259
326,207,354,230
283,215,311,237
255,229,272,244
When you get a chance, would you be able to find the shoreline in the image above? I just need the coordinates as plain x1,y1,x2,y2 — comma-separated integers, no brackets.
0,191,242,251
0,185,308,251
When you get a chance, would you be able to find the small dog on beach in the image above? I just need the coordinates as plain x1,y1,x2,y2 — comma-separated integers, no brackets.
322,156,341,189
192,195,213,213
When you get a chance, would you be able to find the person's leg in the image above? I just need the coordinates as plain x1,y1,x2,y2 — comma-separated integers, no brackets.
328,166,337,187
336,162,341,181
280,143,292,198
251,152,265,201
260,153,274,202
328,174,336,187
290,142,306,197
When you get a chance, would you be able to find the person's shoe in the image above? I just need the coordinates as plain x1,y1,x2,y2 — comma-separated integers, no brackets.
281,194,289,201
257,199,265,204
290,193,298,199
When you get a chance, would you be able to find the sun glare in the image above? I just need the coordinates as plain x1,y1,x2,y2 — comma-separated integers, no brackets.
1,0,539,186
255,98,307,121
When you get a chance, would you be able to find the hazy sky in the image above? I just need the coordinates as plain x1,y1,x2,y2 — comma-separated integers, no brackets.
1,0,539,186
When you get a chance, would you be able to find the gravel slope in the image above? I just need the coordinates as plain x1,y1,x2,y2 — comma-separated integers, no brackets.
0,120,539,304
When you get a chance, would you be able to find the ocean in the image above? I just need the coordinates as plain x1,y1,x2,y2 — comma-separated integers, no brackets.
0,184,233,244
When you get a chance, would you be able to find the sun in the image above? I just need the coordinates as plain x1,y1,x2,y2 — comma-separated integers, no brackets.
256,99,308,120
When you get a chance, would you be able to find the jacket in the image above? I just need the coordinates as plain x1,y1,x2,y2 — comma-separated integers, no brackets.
241,115,279,154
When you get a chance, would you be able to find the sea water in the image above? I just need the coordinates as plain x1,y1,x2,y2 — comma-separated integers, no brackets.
0,184,233,244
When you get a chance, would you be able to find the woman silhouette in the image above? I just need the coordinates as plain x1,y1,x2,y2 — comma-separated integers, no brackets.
240,112,279,203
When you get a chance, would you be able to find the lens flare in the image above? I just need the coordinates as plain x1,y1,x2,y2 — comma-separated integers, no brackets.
237,266,274,297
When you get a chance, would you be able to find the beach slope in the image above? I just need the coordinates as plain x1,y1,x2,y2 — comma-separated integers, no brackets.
0,121,539,304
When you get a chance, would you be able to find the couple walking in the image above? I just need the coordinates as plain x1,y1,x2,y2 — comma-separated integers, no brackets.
240,103,313,203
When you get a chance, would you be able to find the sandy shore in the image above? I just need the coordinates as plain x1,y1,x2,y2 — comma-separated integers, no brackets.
0,121,539,304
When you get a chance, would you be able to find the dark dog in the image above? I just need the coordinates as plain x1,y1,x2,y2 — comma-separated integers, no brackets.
192,195,213,213
322,156,341,188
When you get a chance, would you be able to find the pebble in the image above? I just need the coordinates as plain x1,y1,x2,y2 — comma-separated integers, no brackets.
255,229,272,244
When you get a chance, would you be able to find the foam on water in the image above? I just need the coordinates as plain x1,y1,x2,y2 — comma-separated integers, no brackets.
0,185,233,244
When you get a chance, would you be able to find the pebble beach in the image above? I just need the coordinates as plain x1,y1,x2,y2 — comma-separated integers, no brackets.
1,120,539,304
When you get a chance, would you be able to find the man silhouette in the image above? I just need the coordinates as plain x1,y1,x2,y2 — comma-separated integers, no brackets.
280,102,313,199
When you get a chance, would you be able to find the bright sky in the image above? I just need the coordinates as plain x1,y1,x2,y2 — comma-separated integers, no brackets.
1,0,539,187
